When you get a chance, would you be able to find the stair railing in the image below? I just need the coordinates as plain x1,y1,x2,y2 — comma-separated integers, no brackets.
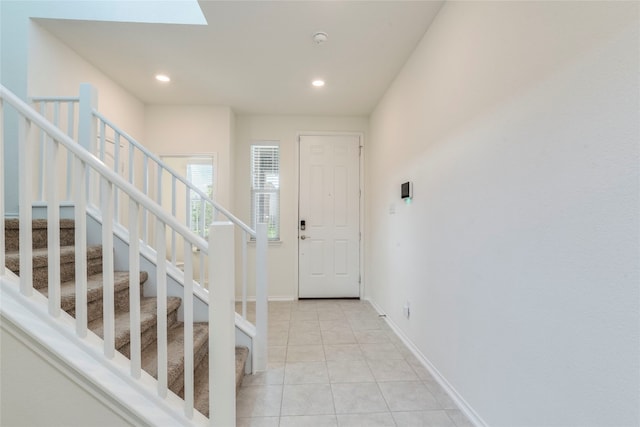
30,85,267,359
2,84,266,425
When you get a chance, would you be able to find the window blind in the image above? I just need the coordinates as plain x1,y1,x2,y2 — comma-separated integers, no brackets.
251,145,280,240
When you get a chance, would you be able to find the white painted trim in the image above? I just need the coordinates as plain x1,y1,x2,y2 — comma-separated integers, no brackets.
236,296,295,303
295,132,365,300
366,297,488,427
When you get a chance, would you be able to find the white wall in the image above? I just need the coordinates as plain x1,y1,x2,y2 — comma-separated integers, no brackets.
234,115,368,299
0,328,134,427
366,2,639,426
28,22,146,141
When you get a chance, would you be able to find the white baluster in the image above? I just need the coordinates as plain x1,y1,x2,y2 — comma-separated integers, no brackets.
255,222,268,372
66,102,75,200
142,156,149,243
157,165,163,205
46,133,61,317
209,222,236,427
183,243,194,419
101,177,115,359
128,141,134,185
114,133,120,223
156,219,168,398
18,116,33,296
129,199,141,378
242,231,248,319
38,103,46,201
0,99,5,277
74,157,88,338
171,176,176,265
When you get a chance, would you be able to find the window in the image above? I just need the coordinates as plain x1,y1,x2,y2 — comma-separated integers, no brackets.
187,161,214,237
251,144,280,240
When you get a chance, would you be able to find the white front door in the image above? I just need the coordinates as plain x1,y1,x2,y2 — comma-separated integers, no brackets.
298,135,360,298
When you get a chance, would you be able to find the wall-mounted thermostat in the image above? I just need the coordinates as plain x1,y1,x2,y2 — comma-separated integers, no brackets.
401,181,413,200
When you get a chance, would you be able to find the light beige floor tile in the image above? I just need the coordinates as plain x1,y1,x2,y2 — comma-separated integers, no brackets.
290,320,321,333
320,320,351,331
292,301,319,311
269,320,291,332
318,310,347,321
270,311,291,321
322,329,358,345
280,415,338,427
360,343,403,360
289,329,323,345
392,410,455,427
348,318,384,331
291,311,319,321
268,329,289,346
284,361,330,384
242,363,285,386
367,358,419,382
327,360,375,383
331,382,389,414
236,385,283,417
281,384,335,416
286,344,325,362
337,412,396,427
354,330,391,344
242,362,284,387
324,344,365,361
236,416,280,427
268,346,287,363
379,382,440,412
425,382,458,410
445,409,474,427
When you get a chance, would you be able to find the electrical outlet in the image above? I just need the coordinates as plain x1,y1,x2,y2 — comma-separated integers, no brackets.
403,301,410,319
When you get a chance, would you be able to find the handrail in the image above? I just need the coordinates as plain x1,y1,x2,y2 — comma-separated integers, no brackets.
92,109,256,237
1,85,209,253
31,96,80,102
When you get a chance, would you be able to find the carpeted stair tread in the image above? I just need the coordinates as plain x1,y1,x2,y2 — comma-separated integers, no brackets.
88,296,182,351
39,271,149,313
193,346,249,417
141,322,209,392
4,218,76,230
4,219,76,251
4,245,102,274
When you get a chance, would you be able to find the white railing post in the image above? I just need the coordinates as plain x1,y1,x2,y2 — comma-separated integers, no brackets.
0,98,4,277
209,222,236,427
254,222,268,373
18,116,34,296
78,84,97,205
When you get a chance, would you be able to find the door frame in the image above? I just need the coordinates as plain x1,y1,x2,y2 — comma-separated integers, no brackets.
295,132,365,299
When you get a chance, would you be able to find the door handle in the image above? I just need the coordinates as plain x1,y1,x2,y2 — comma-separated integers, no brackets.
300,235,307,240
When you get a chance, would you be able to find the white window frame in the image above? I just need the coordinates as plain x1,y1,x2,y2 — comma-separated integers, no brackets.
250,142,280,241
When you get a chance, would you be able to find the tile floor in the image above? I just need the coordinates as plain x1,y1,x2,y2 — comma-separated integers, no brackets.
235,299,473,427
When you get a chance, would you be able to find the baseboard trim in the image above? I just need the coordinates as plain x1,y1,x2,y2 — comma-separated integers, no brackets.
365,297,488,427
236,296,295,302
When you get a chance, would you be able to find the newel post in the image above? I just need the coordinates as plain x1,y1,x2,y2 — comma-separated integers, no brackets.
254,222,268,372
78,83,97,154
77,84,97,205
209,222,236,427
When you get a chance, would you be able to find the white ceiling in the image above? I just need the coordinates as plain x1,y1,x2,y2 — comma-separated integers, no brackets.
36,1,443,115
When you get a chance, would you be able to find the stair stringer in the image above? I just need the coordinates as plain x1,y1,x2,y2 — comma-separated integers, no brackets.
0,271,209,426
82,205,256,374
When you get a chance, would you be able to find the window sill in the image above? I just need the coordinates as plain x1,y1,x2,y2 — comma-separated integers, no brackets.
248,239,282,246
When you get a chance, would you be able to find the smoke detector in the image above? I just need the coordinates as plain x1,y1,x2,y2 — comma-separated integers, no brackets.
312,32,328,45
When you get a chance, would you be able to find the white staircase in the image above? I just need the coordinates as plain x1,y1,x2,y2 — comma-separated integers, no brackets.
0,83,269,426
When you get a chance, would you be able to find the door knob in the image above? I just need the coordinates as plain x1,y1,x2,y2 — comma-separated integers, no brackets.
300,235,307,240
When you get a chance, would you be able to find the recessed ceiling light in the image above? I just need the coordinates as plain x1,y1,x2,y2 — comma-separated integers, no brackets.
312,80,325,87
155,74,171,83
